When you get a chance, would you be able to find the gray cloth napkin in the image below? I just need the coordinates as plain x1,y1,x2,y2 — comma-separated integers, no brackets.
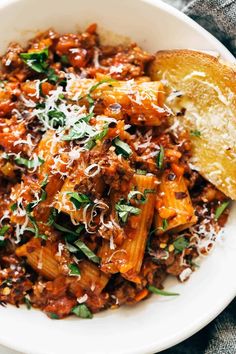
160,0,236,353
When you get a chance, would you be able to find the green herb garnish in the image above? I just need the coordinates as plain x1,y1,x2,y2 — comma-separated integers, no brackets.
24,296,32,310
14,156,44,169
68,192,92,210
25,211,47,240
0,225,10,246
173,236,189,253
61,55,69,65
71,304,93,319
68,263,81,276
46,68,58,84
148,285,179,296
47,207,57,226
190,130,201,137
113,138,132,158
162,219,168,231
53,222,79,237
47,312,60,319
20,48,58,84
136,169,147,175
47,109,66,128
115,199,140,223
74,240,100,264
10,203,17,212
156,145,164,169
214,201,229,220
20,48,49,73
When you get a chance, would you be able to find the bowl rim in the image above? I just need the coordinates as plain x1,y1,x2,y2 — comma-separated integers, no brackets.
0,1,235,354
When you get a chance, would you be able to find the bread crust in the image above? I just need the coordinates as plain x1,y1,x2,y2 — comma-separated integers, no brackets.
149,50,236,199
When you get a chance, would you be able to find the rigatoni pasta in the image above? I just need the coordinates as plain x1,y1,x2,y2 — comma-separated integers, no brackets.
100,174,157,283
155,170,197,234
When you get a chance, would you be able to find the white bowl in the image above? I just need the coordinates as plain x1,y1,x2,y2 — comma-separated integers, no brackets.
0,0,235,353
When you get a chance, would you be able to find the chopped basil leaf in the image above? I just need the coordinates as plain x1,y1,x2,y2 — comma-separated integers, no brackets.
47,208,57,226
173,236,189,253
162,219,168,231
65,242,78,253
61,55,69,64
53,222,79,237
68,263,81,276
0,225,10,237
20,48,49,73
74,239,100,264
35,102,45,109
113,138,132,158
76,225,85,235
71,304,93,319
20,49,58,83
26,212,46,239
47,312,60,319
24,296,32,310
127,190,145,203
68,192,92,210
46,68,58,84
148,285,179,296
89,78,117,94
156,145,164,169
214,201,229,220
115,199,140,223
14,156,44,169
85,125,109,150
10,203,17,211
136,169,147,175
0,225,10,246
61,118,94,141
85,140,96,150
48,109,66,128
86,93,95,109
190,130,201,137
40,174,49,188
27,214,39,238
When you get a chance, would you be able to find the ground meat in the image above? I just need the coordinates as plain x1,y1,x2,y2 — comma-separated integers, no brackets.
1,42,24,69
43,296,77,318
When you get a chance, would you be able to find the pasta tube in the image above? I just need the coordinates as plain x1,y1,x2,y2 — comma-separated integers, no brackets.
155,170,197,234
16,240,109,294
68,78,166,125
55,157,104,223
16,239,60,279
99,174,157,283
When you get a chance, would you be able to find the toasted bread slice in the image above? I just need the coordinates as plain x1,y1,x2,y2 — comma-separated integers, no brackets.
149,50,236,199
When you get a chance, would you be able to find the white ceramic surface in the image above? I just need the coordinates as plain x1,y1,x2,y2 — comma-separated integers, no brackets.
0,0,235,353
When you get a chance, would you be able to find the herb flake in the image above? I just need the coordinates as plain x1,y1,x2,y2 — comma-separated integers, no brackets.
113,138,132,158
190,130,201,137
173,236,189,253
156,145,164,169
74,240,100,264
214,201,229,220
68,263,81,276
148,285,179,296
115,199,140,223
71,304,93,319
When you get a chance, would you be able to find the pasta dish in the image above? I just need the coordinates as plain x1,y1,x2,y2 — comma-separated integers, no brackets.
0,24,231,319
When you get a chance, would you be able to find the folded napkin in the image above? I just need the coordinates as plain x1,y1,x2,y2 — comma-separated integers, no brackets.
183,0,236,56
161,0,236,353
